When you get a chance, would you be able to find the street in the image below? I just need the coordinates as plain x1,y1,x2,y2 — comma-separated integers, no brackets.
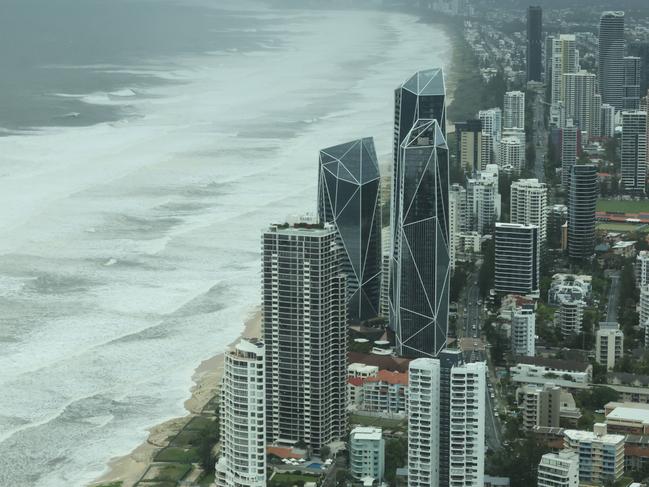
606,271,621,323
458,272,504,452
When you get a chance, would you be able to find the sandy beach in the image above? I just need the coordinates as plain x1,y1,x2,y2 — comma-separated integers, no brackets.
91,309,262,487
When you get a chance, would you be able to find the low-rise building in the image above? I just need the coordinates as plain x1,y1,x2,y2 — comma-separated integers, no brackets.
537,450,579,487
350,427,385,483
510,358,592,389
564,424,625,484
605,402,649,435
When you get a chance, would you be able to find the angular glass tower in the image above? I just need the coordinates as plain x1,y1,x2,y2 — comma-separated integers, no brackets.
390,119,450,358
317,138,382,323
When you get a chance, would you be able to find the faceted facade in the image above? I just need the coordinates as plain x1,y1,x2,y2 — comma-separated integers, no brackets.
391,119,450,358
318,138,382,323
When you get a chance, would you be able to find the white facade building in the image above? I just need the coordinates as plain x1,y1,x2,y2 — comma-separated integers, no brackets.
449,183,467,270
637,251,649,287
560,122,580,191
408,358,441,487
449,362,486,487
551,35,579,106
641,285,649,330
596,323,624,371
563,70,598,142
504,91,526,130
511,305,536,357
466,170,500,235
557,295,585,337
215,339,266,487
564,424,625,484
537,450,579,487
478,108,502,141
510,178,548,245
350,427,385,482
499,136,525,173
600,103,616,138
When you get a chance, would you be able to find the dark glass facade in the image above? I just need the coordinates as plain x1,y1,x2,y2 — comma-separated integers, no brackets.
599,11,625,111
391,119,450,358
568,164,598,260
527,6,543,82
317,138,382,323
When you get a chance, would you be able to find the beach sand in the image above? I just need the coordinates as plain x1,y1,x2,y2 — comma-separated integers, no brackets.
91,309,262,487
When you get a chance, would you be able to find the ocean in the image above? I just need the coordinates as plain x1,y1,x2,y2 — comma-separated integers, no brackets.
0,0,451,485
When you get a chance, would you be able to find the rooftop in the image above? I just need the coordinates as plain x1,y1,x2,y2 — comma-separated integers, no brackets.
564,428,625,445
607,406,649,424
351,426,383,441
516,356,590,372
348,352,411,373
366,369,408,386
401,68,445,96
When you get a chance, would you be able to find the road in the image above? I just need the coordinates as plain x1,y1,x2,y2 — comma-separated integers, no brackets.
606,271,621,323
458,272,504,452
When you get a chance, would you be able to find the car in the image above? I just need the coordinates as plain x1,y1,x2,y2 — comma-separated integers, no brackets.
494,412,499,417
490,393,495,399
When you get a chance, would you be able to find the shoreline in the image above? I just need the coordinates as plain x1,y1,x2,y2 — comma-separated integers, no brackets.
91,308,262,487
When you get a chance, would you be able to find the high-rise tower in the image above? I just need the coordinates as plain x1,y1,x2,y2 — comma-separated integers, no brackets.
262,222,347,452
390,69,449,358
527,6,543,82
568,164,598,260
215,339,266,487
318,138,382,323
599,11,626,111
621,110,647,195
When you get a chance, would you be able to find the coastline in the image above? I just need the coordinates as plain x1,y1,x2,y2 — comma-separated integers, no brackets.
91,309,262,487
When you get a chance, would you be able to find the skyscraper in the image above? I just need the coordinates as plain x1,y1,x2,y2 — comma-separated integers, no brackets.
510,178,548,246
478,108,502,141
551,35,579,106
215,339,266,487
621,110,648,195
599,11,626,111
628,41,649,95
495,223,540,297
623,56,642,110
504,91,526,130
391,117,450,358
318,138,382,323
563,71,598,141
560,122,581,191
498,136,525,174
262,222,347,452
600,103,616,138
456,120,483,173
527,6,543,82
568,164,598,260
438,349,465,487
449,184,467,270
466,169,500,234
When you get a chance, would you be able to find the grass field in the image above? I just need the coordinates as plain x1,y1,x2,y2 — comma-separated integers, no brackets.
597,199,649,213
597,222,649,234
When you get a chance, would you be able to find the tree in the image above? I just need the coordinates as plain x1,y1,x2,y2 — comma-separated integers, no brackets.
197,417,220,473
384,437,407,484
320,445,331,459
488,436,550,487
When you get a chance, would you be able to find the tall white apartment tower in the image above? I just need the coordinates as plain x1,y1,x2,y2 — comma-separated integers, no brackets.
504,91,526,130
262,222,347,453
510,178,548,246
408,358,441,487
537,451,579,487
511,305,536,357
561,122,580,191
637,251,649,287
551,35,579,106
215,339,266,487
449,362,486,487
478,108,503,141
563,71,598,142
621,110,648,195
600,104,616,138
